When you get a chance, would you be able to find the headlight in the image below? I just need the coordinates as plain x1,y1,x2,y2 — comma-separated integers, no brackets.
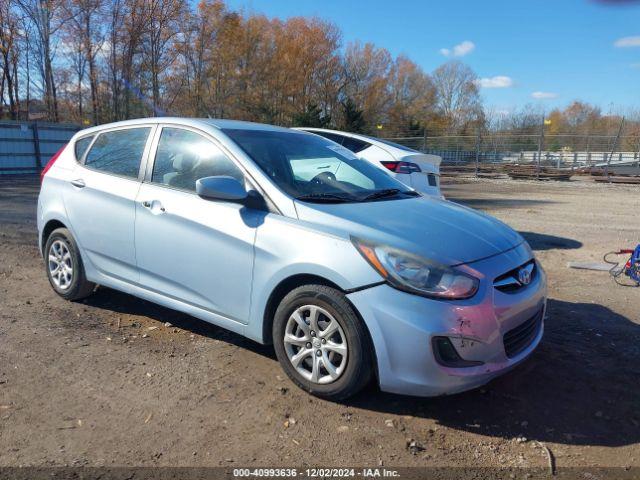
352,237,479,299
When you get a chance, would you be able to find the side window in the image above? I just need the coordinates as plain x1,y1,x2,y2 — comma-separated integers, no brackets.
151,127,244,192
341,136,370,154
84,128,151,178
74,135,94,162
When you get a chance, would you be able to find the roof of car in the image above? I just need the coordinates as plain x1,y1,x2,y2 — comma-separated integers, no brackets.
296,127,419,154
75,117,297,137
202,119,293,132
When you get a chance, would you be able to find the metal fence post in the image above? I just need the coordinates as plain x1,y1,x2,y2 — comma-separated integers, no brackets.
635,136,640,175
536,115,545,180
32,121,42,171
474,128,482,178
422,129,427,153
605,117,625,183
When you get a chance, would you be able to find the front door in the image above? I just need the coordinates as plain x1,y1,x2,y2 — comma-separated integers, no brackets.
134,126,260,324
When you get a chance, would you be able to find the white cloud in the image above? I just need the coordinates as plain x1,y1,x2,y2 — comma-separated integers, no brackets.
531,91,558,99
614,36,640,48
440,40,475,57
476,76,514,88
453,41,475,57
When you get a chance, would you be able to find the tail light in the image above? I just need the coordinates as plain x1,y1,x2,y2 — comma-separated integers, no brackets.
380,161,421,174
40,145,67,183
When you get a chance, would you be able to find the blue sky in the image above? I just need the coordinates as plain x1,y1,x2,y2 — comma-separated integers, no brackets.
224,0,640,113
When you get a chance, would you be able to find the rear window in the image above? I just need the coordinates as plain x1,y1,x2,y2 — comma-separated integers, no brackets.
341,136,371,154
74,136,94,162
309,131,345,144
84,127,151,179
365,136,419,153
306,130,371,154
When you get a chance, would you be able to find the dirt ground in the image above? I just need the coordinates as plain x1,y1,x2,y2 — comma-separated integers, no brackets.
0,175,639,473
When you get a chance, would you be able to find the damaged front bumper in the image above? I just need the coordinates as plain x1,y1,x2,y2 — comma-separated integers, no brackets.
347,242,547,397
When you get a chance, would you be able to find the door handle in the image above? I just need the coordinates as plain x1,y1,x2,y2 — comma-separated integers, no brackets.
142,200,166,213
70,179,85,188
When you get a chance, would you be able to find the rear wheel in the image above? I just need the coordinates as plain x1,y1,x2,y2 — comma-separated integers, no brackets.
273,284,373,400
44,227,95,301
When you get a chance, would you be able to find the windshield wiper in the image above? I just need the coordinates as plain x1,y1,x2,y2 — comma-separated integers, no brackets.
295,193,355,203
360,188,421,201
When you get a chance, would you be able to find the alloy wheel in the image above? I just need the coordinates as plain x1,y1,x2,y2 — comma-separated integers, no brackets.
48,240,73,290
283,305,348,384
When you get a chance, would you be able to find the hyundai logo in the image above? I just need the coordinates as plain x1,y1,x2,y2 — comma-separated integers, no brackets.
518,266,532,285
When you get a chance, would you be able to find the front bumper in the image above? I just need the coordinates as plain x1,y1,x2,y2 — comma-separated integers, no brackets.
346,242,547,396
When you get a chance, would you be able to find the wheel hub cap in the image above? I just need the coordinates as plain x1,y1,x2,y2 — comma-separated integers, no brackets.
283,305,348,384
48,240,73,290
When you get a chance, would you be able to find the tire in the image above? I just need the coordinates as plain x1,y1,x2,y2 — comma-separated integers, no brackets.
273,284,373,400
44,227,95,301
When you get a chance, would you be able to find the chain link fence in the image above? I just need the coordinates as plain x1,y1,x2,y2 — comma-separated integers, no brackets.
383,133,640,168
2,118,639,178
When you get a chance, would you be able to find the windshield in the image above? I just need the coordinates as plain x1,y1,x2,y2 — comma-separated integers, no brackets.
223,129,417,203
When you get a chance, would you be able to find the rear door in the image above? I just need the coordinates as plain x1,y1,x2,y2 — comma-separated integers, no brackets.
134,125,260,324
64,125,154,283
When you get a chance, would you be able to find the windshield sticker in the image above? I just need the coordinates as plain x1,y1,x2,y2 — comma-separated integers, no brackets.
327,145,358,160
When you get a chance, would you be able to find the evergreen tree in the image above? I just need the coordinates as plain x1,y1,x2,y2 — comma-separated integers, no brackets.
341,98,366,133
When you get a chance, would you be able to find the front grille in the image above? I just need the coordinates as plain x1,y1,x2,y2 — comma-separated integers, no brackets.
503,309,543,358
494,260,536,293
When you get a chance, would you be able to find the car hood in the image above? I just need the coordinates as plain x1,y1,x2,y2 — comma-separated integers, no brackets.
294,196,524,266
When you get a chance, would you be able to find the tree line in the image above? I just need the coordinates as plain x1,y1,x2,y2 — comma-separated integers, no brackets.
1,0,638,144
0,0,483,134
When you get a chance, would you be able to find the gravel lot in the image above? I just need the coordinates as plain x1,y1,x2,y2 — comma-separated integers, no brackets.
0,176,638,472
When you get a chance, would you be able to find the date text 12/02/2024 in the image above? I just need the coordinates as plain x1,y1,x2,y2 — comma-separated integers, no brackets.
233,468,401,478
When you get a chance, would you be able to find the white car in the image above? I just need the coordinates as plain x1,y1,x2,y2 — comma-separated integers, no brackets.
297,128,442,198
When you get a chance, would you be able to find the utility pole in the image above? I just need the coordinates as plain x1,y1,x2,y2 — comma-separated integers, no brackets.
605,116,625,182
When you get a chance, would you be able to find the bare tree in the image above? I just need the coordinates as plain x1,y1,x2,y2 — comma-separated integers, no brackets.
141,0,185,116
432,60,482,132
64,0,104,124
0,3,22,119
15,0,70,121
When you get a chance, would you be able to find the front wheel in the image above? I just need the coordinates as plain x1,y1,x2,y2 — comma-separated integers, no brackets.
273,284,373,400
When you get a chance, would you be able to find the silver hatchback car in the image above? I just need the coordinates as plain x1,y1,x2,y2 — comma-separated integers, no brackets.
38,118,546,400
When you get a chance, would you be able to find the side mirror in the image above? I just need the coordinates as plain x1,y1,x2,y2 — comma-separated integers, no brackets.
196,176,248,201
